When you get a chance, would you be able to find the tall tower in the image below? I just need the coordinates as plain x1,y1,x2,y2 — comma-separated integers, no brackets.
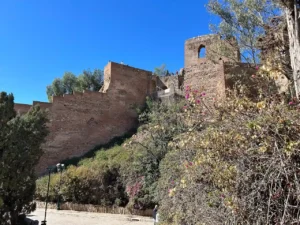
183,34,240,100
184,34,240,67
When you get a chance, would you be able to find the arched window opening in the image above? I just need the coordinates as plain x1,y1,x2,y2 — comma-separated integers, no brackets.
198,45,206,58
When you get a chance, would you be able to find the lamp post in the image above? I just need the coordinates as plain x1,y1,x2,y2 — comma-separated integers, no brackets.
41,166,55,225
56,163,65,210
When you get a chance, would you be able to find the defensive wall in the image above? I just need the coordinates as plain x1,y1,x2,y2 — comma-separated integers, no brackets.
14,34,257,174
15,62,155,174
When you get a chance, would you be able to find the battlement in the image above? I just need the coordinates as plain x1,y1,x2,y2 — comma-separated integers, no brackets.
108,61,152,74
185,34,219,44
14,103,32,114
16,61,154,112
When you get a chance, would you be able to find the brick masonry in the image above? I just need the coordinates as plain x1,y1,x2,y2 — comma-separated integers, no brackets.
183,34,254,101
14,34,255,174
15,62,155,174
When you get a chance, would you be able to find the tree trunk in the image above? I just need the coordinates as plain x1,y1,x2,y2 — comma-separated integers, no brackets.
285,0,300,98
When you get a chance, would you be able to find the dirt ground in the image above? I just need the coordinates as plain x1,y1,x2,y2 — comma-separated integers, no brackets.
28,208,153,225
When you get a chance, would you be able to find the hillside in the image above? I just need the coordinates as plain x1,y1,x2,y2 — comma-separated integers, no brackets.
36,69,300,224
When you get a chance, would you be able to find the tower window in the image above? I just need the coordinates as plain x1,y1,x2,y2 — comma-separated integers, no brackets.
198,45,206,58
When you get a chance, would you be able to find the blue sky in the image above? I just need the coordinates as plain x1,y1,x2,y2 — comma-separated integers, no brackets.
0,0,214,104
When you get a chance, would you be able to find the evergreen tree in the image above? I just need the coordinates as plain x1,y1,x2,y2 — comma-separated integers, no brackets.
0,92,49,225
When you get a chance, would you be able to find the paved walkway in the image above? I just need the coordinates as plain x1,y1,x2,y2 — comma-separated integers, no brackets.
28,208,153,225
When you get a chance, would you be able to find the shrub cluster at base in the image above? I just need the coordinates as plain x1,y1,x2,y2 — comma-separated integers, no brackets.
36,146,129,207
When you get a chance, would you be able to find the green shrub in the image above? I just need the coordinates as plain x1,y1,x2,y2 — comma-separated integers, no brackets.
36,146,129,206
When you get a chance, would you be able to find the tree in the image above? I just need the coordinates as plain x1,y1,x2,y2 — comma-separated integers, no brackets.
0,92,49,225
207,0,281,64
46,69,104,101
46,85,54,102
62,72,77,94
277,0,300,98
90,69,104,91
154,64,168,76
51,78,65,97
78,69,104,92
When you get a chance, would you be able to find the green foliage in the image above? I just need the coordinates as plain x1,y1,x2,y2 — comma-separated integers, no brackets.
77,69,104,92
62,72,77,94
52,78,65,96
0,92,49,225
122,99,189,209
207,0,281,64
136,96,154,123
154,64,169,76
46,69,104,102
36,146,130,206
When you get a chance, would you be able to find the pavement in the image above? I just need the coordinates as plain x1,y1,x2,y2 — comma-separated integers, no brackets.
28,208,153,225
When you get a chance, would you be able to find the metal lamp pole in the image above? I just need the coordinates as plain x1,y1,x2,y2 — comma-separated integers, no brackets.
56,163,65,210
41,166,54,225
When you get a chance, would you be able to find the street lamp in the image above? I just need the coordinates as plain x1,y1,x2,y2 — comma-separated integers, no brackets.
56,163,65,210
41,165,55,225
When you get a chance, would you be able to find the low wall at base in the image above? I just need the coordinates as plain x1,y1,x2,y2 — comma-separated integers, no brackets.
35,201,152,217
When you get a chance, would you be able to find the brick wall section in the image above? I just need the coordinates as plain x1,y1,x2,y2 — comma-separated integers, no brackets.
15,62,154,174
183,35,246,101
108,62,154,105
185,35,218,67
184,60,226,100
184,35,229,101
14,103,32,115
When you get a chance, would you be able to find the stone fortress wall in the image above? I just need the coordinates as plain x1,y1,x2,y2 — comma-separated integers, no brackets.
15,62,155,173
14,34,256,174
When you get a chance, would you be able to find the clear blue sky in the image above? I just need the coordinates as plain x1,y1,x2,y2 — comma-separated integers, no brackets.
0,0,214,104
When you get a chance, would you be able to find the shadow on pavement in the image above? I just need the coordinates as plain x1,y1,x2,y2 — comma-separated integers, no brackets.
18,214,39,225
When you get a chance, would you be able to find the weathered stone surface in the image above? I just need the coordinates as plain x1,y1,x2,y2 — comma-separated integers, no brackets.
14,103,32,114
184,61,226,100
16,62,155,174
184,35,230,101
14,34,255,174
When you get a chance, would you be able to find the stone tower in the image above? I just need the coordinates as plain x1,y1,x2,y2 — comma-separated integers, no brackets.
184,34,240,100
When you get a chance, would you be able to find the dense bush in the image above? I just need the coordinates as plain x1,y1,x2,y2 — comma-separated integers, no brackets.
36,146,129,206
157,74,300,224
122,99,188,209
